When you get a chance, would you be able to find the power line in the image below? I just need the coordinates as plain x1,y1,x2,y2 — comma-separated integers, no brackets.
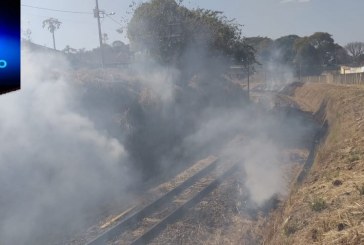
21,4,93,15
22,13,94,25
106,15,123,27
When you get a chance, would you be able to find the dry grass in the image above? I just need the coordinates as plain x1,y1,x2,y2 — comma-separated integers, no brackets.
150,173,268,245
150,156,218,195
266,83,364,245
148,136,309,245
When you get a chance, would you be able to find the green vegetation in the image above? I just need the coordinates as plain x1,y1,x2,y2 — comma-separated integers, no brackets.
33,1,363,74
245,32,349,76
127,0,255,68
64,41,131,68
310,197,327,212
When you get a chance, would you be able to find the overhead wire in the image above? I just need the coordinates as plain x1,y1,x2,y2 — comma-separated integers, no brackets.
21,4,93,15
21,12,95,25
21,3,122,26
21,3,126,28
21,3,129,47
106,15,123,27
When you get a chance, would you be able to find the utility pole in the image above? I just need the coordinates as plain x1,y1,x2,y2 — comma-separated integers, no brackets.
247,63,250,99
299,62,302,82
94,0,105,68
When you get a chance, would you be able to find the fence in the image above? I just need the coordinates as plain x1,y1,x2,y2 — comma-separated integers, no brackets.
302,72,364,85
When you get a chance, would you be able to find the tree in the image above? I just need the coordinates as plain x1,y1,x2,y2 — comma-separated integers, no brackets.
127,0,254,68
112,40,125,48
272,35,300,65
102,33,109,45
307,32,336,67
42,18,61,50
334,44,350,65
359,55,364,65
292,33,345,74
244,37,273,62
22,28,32,41
112,41,129,52
294,40,321,76
63,45,77,54
345,42,364,64
127,0,182,63
308,32,334,49
78,48,86,54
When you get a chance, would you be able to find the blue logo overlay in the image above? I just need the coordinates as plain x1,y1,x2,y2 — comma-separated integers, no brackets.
0,1,20,95
0,60,7,69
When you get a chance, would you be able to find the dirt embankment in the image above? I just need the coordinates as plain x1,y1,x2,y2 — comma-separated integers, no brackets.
266,83,364,244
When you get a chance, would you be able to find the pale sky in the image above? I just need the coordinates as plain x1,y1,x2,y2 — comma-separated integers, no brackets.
21,0,364,50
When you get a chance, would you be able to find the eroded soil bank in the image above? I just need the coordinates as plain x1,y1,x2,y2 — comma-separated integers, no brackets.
265,83,364,245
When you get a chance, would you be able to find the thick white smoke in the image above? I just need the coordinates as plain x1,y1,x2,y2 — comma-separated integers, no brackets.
0,49,130,244
186,109,288,206
0,45,316,244
241,138,285,205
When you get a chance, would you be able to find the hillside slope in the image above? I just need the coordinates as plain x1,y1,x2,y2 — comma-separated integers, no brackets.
267,83,364,244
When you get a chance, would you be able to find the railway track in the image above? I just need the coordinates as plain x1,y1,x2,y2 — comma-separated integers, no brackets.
86,159,239,245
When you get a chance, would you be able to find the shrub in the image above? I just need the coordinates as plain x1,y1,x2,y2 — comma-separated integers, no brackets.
349,153,360,163
284,221,299,236
355,184,364,195
311,197,327,212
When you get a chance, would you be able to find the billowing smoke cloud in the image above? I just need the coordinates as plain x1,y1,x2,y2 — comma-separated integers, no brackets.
251,46,296,91
0,49,131,244
240,138,285,205
0,36,316,245
264,61,295,91
129,60,180,104
184,92,317,207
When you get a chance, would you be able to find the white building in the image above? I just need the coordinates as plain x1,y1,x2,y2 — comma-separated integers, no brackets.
340,65,364,74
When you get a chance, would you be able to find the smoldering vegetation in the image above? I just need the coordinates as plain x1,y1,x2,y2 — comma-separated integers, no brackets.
77,57,249,182
0,48,317,244
0,48,249,244
0,1,323,244
75,56,319,210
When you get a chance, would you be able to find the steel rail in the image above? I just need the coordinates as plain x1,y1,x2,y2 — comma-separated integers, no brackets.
131,163,239,245
87,158,219,245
